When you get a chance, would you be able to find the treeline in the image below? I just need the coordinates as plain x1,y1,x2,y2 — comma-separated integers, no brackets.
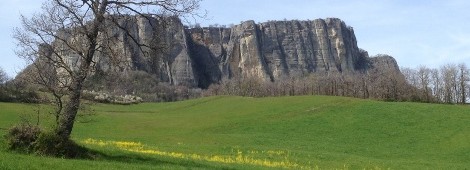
0,68,40,103
203,63,469,104
402,63,469,104
203,68,413,102
2,62,468,104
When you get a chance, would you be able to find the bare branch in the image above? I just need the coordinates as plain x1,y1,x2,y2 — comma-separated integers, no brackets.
13,0,204,140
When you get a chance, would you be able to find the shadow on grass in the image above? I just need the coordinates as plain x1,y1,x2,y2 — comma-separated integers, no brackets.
72,145,233,169
1,136,231,169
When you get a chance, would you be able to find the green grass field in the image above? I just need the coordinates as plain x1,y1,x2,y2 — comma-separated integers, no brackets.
1,96,469,169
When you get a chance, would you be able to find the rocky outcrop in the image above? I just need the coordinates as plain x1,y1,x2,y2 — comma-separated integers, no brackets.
54,16,399,88
185,18,376,87
94,16,198,86
369,54,401,73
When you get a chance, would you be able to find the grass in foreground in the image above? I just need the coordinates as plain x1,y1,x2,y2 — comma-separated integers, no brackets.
1,95,469,169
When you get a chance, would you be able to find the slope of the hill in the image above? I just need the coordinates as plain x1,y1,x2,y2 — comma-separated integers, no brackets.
1,96,469,169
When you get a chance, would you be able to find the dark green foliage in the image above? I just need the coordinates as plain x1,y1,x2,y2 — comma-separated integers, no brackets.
0,82,40,103
34,131,90,158
5,123,41,153
4,124,91,158
0,90,40,103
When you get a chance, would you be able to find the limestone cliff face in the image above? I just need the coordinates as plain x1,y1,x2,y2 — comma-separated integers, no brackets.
369,54,401,73
57,16,398,88
187,18,371,87
94,15,197,86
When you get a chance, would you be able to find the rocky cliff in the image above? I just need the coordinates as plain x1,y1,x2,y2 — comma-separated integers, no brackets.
60,16,400,88
188,18,370,87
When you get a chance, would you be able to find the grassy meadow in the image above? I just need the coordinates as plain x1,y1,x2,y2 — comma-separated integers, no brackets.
0,95,469,169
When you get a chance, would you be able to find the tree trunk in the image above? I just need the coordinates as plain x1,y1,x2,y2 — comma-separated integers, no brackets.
54,3,105,139
56,79,83,139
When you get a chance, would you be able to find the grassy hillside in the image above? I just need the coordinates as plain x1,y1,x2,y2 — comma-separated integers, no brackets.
1,96,469,169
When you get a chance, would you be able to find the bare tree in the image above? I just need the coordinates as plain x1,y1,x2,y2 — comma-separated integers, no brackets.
401,67,419,99
468,82,470,104
14,0,202,140
430,68,442,102
417,65,432,102
440,64,459,103
0,67,8,84
458,63,469,104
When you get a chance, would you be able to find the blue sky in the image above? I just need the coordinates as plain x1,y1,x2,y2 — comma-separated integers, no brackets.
1,0,470,77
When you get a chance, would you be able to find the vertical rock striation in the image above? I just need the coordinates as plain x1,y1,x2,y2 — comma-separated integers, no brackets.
188,18,371,87
54,16,398,88
94,16,197,86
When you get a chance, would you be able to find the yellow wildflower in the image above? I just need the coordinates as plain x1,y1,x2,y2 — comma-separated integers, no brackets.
81,138,312,169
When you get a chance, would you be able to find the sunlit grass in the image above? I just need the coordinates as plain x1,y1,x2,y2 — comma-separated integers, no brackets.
1,96,469,169
82,138,311,169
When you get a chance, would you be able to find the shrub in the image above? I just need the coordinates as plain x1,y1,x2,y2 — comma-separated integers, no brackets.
4,124,92,158
34,131,88,158
4,123,41,153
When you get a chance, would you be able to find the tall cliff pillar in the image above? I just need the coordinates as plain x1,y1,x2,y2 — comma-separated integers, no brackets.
232,20,272,81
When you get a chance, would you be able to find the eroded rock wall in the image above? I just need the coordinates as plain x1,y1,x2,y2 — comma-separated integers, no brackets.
57,16,398,88
188,18,371,87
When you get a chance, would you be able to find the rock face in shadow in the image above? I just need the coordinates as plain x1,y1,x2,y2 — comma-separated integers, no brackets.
55,16,400,88
369,54,402,74
95,16,198,87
